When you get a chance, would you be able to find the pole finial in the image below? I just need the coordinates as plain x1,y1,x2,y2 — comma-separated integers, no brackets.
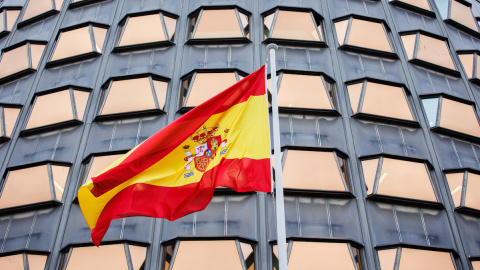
266,44,278,51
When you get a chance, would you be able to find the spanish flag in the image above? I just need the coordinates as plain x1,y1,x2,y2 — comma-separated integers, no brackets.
78,66,271,246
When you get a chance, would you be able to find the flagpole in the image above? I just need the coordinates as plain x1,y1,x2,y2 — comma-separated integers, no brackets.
267,44,288,270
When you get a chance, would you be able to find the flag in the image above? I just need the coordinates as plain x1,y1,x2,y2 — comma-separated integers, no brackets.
78,66,271,246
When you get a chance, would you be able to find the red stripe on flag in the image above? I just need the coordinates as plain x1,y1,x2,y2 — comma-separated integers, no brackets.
90,67,266,197
90,158,271,245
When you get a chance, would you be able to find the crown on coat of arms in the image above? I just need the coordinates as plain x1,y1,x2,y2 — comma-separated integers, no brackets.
191,124,220,144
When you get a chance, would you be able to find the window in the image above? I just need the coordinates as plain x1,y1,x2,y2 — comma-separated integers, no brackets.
163,240,254,270
49,24,108,66
19,0,63,27
378,247,456,270
181,71,242,108
335,17,393,55
0,42,46,83
0,163,70,209
24,89,90,133
272,241,363,270
0,105,21,140
61,243,146,270
434,0,479,35
445,171,480,211
70,0,110,8
422,96,480,139
187,8,250,43
263,9,323,45
81,153,124,186
400,32,457,74
472,260,480,270
458,51,480,83
347,81,414,123
389,0,433,14
272,73,336,111
361,156,437,202
0,253,47,269
98,76,168,118
0,7,21,38
280,149,350,192
115,12,177,51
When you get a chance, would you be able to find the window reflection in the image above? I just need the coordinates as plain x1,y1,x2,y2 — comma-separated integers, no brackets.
0,253,47,269
378,247,456,270
401,33,456,73
117,13,177,50
50,24,108,65
446,171,480,211
25,89,90,131
347,81,413,122
99,76,168,117
263,9,323,42
163,240,254,270
0,8,21,36
361,157,437,202
281,149,350,192
188,8,250,41
82,154,124,186
272,241,363,269
20,0,63,25
335,17,392,54
181,72,240,108
0,164,70,209
62,243,146,270
0,106,21,138
422,96,480,139
0,42,46,82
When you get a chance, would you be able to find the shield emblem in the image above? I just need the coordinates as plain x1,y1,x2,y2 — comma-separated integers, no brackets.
194,155,211,172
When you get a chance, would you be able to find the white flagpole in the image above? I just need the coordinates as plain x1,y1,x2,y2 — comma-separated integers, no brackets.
267,44,288,270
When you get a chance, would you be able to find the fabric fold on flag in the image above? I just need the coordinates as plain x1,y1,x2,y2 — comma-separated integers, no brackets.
78,66,271,246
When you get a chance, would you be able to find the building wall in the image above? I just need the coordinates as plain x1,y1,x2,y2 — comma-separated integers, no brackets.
1,0,480,269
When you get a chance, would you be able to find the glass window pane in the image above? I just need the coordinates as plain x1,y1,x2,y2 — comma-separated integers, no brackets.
84,154,124,185
439,98,480,138
399,248,455,270
26,90,74,130
361,158,379,195
346,19,392,52
4,10,21,31
0,165,52,208
92,27,107,52
288,242,356,269
193,9,243,39
347,82,363,113
153,80,168,111
378,248,397,270
465,173,480,210
377,158,436,202
172,241,243,270
164,15,177,41
458,54,474,78
4,107,21,137
271,10,321,41
0,45,30,79
472,261,480,270
51,165,69,201
450,0,478,33
128,245,147,270
283,151,346,191
119,14,166,47
416,34,456,70
73,90,90,120
421,98,439,127
22,0,55,22
0,11,4,32
278,74,333,109
361,82,413,121
401,34,416,59
0,254,24,269
30,44,46,69
335,19,349,45
51,26,94,62
27,254,48,270
395,0,431,10
263,13,274,39
66,245,129,270
185,73,237,107
445,173,464,207
101,78,158,115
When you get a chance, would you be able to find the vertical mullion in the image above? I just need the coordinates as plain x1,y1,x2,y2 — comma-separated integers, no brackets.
47,163,56,201
372,157,383,195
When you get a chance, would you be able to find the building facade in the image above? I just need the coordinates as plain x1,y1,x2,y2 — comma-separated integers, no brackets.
1,0,480,269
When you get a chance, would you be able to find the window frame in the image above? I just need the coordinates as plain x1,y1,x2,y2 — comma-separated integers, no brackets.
46,22,110,68
186,6,252,45
0,40,48,84
113,10,178,53
345,78,418,127
0,161,71,214
95,73,170,121
333,15,396,59
399,30,459,77
268,70,339,116
0,6,22,39
261,7,326,47
359,154,442,208
376,245,459,270
161,237,256,270
457,50,480,85
0,251,50,269
69,0,112,9
388,0,435,17
0,103,22,142
444,168,480,216
440,0,480,37
17,0,62,29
